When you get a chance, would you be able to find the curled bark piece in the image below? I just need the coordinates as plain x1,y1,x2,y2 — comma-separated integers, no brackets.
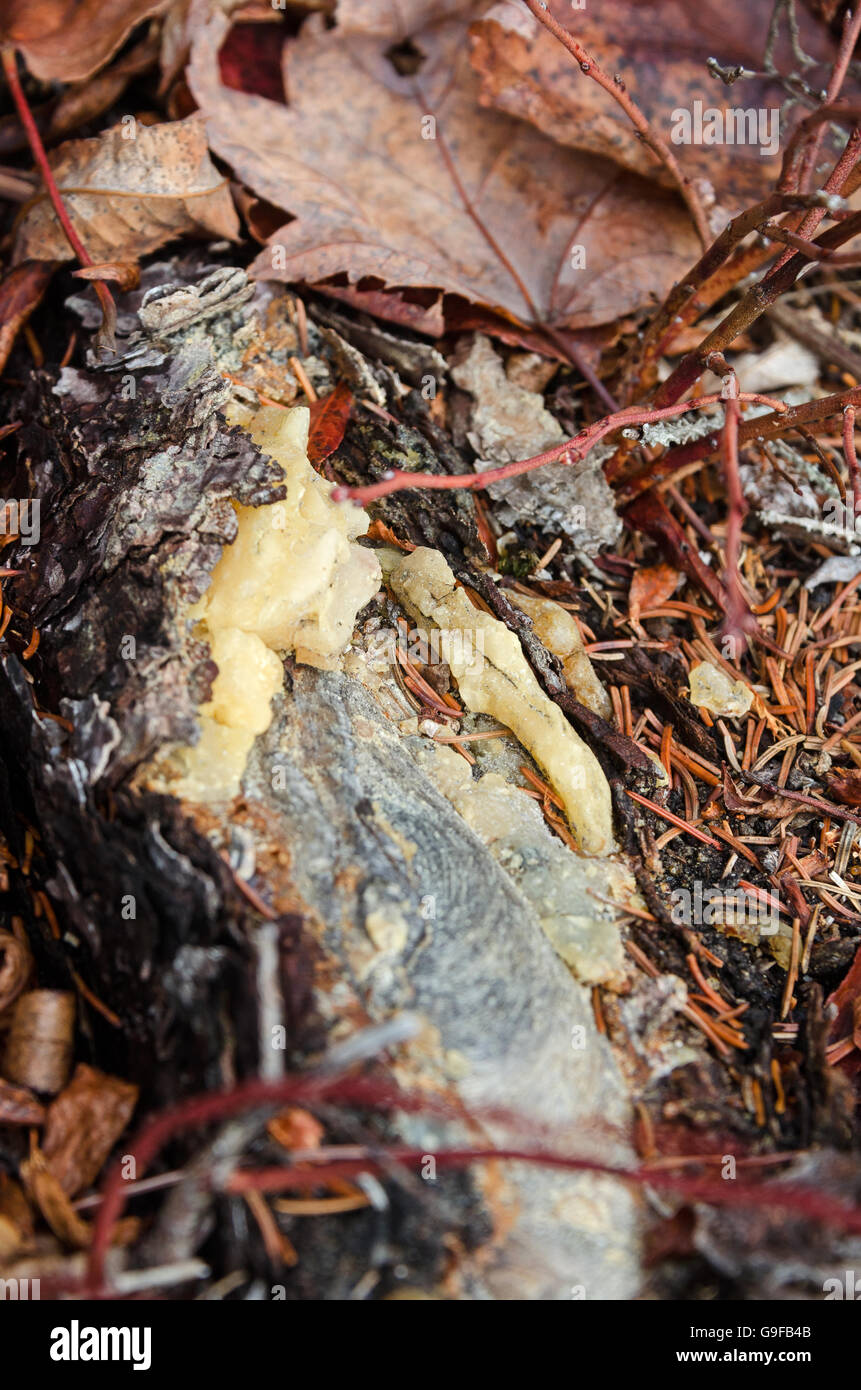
0,927,32,1013
3,991,75,1094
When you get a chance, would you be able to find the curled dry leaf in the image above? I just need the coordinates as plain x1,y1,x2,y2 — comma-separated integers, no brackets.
12,117,239,268
73,261,142,292
0,1174,34,1260
628,562,680,624
1,0,170,84
21,1145,139,1249
722,767,798,820
188,5,699,332
42,1062,139,1197
469,0,836,212
0,260,55,376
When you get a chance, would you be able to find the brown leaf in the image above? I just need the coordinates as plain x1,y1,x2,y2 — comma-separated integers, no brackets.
46,31,161,144
21,1146,138,1249
0,1174,34,1260
12,117,239,267
308,383,353,466
469,1,836,212
629,563,680,624
0,260,55,376
722,767,797,820
825,767,861,806
42,1063,138,1197
0,1076,45,1127
3,0,170,84
188,7,699,333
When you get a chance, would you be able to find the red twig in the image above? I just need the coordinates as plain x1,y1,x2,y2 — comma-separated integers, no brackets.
711,357,753,647
76,1070,861,1299
338,391,787,505
798,7,861,194
1,46,116,348
843,404,861,530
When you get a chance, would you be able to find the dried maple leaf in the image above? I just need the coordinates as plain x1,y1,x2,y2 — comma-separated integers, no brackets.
628,562,680,623
12,116,239,267
42,1063,138,1197
2,0,169,83
469,1,836,212
188,5,699,332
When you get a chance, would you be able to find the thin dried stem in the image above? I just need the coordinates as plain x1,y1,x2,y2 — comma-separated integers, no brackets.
1,46,116,348
340,391,788,504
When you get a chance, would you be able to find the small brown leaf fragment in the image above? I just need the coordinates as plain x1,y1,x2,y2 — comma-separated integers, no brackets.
0,260,55,376
12,117,239,267
307,383,353,466
42,1063,138,1196
722,767,798,820
0,1174,34,1259
3,0,169,84
21,1145,138,1249
72,261,141,292
268,1106,325,1152
825,767,861,806
0,1076,45,1126
629,563,680,625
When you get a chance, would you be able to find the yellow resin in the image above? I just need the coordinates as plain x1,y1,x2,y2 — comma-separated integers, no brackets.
508,590,612,720
389,547,615,856
165,404,381,802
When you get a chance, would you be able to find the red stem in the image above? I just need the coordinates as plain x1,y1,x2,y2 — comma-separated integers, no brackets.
339,391,788,504
843,404,861,530
1,46,115,343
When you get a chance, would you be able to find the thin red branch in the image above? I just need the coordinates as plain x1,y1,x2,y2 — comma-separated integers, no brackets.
797,7,861,193
339,391,788,504
843,403,861,530
1,46,116,348
75,1071,861,1299
710,357,752,647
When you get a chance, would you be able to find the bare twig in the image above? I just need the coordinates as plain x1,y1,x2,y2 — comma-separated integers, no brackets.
339,391,788,504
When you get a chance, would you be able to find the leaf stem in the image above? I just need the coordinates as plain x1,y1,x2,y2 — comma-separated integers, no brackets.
1,46,116,346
